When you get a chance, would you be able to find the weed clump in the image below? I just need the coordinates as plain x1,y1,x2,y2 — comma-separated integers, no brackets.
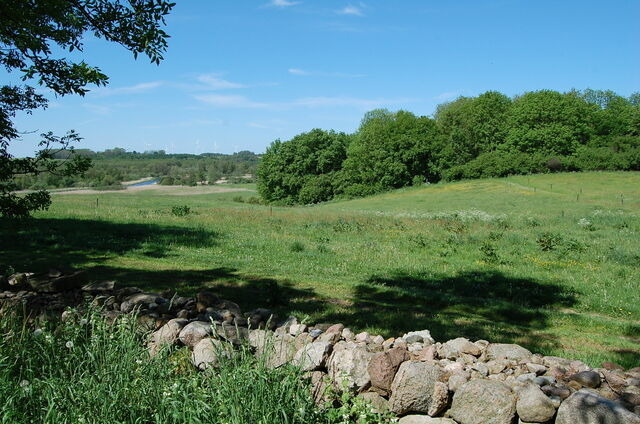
171,205,192,217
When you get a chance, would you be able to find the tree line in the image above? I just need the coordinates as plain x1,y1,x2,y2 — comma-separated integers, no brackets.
13,150,259,190
257,89,640,205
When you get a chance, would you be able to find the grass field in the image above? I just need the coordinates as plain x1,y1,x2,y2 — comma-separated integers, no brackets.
2,172,639,368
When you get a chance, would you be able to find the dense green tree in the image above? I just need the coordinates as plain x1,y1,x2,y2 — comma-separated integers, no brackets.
504,90,596,155
580,89,639,137
257,129,349,204
435,91,512,168
340,109,440,195
1,0,174,217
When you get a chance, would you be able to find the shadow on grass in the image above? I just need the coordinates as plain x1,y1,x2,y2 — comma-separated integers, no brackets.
3,218,638,367
316,270,578,356
0,217,220,273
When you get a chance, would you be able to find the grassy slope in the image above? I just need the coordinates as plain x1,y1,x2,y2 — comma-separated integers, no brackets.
2,172,638,367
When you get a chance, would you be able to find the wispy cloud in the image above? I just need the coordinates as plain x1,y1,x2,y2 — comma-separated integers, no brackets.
82,103,112,115
196,74,246,90
338,4,364,16
92,81,164,97
268,0,300,7
194,94,268,108
288,68,366,78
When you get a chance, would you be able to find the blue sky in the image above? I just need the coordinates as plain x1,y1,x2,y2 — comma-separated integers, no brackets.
7,0,640,156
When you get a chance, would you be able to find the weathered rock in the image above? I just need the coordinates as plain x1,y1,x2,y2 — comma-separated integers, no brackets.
526,363,547,376
570,371,602,388
293,341,333,371
402,330,435,346
428,381,450,416
148,318,189,355
602,362,625,371
448,373,469,392
178,321,213,348
448,379,517,424
81,280,116,293
325,323,345,334
266,334,297,368
398,416,457,424
328,341,374,392
191,338,229,370
556,389,640,424
355,331,372,343
368,347,410,393
289,323,307,336
213,322,248,345
309,371,331,404
388,360,445,415
440,337,482,359
485,343,532,362
28,271,88,292
359,392,389,414
516,384,558,423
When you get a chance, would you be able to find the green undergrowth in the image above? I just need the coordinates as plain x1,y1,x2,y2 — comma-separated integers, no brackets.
0,308,389,424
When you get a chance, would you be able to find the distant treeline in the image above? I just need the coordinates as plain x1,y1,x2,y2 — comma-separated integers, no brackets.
257,89,640,204
14,149,259,189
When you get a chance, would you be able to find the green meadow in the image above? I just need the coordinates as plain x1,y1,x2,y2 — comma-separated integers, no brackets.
2,172,639,368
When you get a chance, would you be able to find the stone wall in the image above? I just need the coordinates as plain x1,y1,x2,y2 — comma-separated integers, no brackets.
2,271,639,424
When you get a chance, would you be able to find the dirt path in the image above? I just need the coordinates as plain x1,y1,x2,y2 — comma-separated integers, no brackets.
53,184,254,196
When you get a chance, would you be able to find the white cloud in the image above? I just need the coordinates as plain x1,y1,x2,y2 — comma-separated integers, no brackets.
338,5,364,16
196,74,246,90
194,94,267,108
269,0,300,7
93,81,164,97
288,68,310,76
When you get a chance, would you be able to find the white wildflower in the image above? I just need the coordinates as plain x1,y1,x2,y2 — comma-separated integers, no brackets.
65,340,74,349
32,328,43,338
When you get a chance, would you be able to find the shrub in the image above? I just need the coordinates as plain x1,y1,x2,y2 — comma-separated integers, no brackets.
171,205,191,216
290,241,305,252
536,232,563,251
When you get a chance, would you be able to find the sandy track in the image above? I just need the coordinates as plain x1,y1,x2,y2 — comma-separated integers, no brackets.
53,184,254,196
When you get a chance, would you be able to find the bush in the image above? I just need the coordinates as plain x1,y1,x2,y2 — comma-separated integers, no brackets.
171,205,191,216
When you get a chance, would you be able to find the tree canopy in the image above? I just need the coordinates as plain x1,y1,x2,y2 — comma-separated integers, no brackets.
257,89,640,205
1,0,174,217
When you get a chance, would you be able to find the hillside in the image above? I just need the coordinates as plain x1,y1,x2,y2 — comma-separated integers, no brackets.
1,171,639,367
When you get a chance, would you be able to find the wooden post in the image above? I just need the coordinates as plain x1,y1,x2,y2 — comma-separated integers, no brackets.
576,193,579,202
270,206,273,216
96,198,99,209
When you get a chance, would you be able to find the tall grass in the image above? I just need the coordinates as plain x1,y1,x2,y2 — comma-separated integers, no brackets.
0,308,384,424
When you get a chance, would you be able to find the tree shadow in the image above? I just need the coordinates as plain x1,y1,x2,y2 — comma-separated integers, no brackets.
0,217,220,273
315,269,578,355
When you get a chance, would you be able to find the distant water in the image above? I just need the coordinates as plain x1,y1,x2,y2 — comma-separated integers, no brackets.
129,179,159,187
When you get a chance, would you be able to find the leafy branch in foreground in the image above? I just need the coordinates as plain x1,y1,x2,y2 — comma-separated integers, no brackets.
0,0,175,217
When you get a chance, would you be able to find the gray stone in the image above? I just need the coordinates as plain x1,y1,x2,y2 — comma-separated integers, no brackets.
388,360,445,415
570,371,602,388
327,341,374,392
556,389,640,424
178,321,213,348
191,338,227,370
358,392,389,414
448,379,516,424
293,341,333,371
148,318,189,355
428,381,450,416
266,334,297,368
398,416,457,424
213,322,248,345
448,373,469,392
516,384,558,423
526,363,547,376
485,343,532,362
440,337,482,359
309,329,323,338
403,330,435,346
